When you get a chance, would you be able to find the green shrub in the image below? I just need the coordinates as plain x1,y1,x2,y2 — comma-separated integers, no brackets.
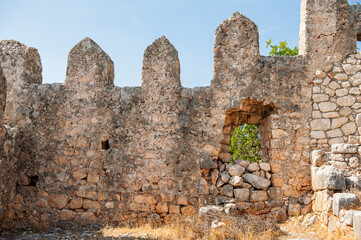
229,124,262,163
266,39,298,56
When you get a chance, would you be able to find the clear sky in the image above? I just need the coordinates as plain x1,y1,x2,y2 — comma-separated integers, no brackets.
0,0,319,87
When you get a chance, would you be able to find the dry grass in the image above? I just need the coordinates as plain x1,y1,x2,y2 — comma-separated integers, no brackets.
280,214,354,240
101,214,283,240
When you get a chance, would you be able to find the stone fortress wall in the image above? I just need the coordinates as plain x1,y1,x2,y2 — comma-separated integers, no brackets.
0,0,361,230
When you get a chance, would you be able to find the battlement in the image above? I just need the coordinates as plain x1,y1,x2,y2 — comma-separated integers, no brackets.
1,0,361,230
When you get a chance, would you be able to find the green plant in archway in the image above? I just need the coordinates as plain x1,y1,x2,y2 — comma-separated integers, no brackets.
229,124,262,163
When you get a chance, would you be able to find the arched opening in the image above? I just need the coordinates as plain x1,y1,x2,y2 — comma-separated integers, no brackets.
219,99,276,164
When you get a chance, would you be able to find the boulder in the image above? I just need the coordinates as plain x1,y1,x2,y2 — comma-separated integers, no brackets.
234,188,250,202
250,191,268,202
243,173,271,190
199,205,224,216
229,165,245,177
224,203,237,215
259,162,271,172
246,163,260,172
220,184,234,197
311,166,345,191
229,176,243,186
221,171,231,183
200,156,217,169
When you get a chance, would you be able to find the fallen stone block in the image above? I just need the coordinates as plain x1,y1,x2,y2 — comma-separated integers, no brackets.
224,203,237,215
199,205,224,216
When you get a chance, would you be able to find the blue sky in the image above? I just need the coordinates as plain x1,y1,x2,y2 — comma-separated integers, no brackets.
0,0,307,87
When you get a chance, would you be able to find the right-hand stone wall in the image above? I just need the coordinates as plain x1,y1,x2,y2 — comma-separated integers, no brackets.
310,54,361,150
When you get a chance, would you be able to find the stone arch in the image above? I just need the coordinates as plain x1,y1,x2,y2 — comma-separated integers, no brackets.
218,99,276,164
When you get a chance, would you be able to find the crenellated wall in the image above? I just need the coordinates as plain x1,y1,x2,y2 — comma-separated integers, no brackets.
1,0,361,230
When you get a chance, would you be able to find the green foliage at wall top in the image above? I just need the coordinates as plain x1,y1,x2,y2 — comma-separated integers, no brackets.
266,39,299,56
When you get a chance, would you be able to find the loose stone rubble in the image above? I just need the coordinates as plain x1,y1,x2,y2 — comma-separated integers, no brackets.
0,0,361,239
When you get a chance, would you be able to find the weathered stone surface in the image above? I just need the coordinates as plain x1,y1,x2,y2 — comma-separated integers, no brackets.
331,144,358,153
68,198,83,209
156,202,168,213
341,122,356,135
2,0,361,229
343,64,361,75
342,210,354,226
0,67,5,124
229,165,245,176
224,203,237,215
169,205,180,214
349,72,361,86
259,163,271,172
333,193,360,217
353,211,361,240
331,117,348,129
199,205,224,216
311,166,346,190
312,190,333,213
345,176,361,189
267,187,283,200
334,73,348,81
200,156,217,169
313,94,329,102
65,37,114,87
356,113,361,127
221,171,231,183
310,131,326,139
243,174,271,190
250,191,268,202
336,96,356,107
326,129,342,138
246,163,259,172
236,160,249,169
177,196,188,206
220,184,234,197
83,200,100,209
229,176,243,186
48,194,69,209
181,206,195,215
234,188,250,202
311,150,326,166
310,119,330,131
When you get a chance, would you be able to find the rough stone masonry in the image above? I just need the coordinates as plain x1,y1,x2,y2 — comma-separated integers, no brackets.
0,0,361,229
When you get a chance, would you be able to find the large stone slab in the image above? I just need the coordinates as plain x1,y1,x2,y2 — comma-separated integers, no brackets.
353,211,361,240
311,166,345,191
331,143,358,154
242,173,271,190
333,193,360,217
